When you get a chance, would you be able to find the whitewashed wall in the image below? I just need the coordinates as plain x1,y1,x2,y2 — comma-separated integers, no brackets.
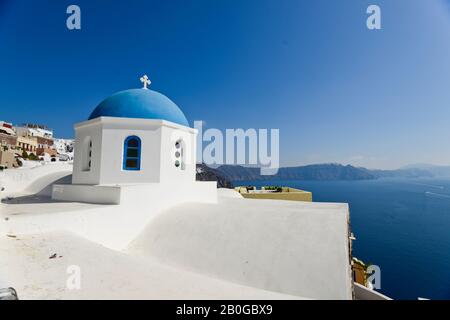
159,125,197,183
72,121,102,184
72,117,196,185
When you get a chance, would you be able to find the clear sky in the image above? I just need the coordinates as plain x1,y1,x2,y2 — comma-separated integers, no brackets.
1,0,450,169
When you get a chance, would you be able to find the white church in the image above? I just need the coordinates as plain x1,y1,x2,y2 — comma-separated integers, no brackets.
52,75,216,205
0,76,386,300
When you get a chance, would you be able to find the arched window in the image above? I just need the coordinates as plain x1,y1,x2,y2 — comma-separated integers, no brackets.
82,136,92,172
123,136,141,171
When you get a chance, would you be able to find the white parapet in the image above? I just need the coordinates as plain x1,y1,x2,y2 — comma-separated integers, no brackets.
52,184,122,204
51,181,217,205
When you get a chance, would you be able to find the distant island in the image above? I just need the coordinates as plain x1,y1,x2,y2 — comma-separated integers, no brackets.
197,163,450,185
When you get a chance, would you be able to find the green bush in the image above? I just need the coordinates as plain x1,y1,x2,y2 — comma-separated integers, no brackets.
263,186,283,192
28,153,38,161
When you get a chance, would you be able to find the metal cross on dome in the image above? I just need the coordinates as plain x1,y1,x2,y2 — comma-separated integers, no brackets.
140,74,151,89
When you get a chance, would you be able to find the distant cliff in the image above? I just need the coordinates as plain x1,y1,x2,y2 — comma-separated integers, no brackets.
215,164,374,181
196,164,233,188
212,163,434,182
366,168,433,179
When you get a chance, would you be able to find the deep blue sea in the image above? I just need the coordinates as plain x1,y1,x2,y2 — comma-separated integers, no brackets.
235,178,450,300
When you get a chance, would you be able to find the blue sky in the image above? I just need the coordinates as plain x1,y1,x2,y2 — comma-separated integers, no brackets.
1,0,450,169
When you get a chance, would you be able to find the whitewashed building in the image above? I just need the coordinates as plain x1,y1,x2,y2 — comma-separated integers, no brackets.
15,124,53,139
52,76,216,205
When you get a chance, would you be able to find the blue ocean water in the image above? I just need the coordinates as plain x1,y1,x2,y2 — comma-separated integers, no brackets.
235,178,450,300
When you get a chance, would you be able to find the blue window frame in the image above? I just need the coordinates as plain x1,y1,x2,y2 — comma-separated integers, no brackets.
123,136,141,170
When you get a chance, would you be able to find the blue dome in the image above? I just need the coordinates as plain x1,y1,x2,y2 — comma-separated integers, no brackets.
89,89,189,126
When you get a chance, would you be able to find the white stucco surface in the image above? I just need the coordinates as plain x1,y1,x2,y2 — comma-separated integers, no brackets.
0,231,300,300
0,162,72,196
2,182,217,250
1,163,353,300
128,194,353,300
